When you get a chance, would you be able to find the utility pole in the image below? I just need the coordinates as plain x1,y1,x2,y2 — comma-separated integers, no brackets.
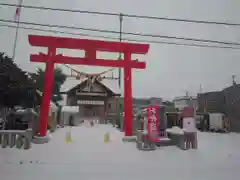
12,0,24,60
118,13,123,88
116,13,123,128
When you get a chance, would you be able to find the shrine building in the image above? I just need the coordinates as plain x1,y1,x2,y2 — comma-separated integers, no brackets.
60,78,121,123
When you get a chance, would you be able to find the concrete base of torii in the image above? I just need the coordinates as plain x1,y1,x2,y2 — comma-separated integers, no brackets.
32,135,50,144
122,136,137,142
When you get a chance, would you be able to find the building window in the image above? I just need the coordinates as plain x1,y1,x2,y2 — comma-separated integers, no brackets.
108,103,111,109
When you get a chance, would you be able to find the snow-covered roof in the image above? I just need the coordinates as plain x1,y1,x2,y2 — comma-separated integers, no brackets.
174,96,197,101
101,79,122,95
62,106,79,113
58,94,67,106
60,78,122,95
166,127,184,135
58,78,121,106
60,78,87,93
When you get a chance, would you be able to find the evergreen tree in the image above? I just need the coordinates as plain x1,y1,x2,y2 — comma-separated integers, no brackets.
36,67,66,104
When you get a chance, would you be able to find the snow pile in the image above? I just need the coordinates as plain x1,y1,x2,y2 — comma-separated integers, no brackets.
2,124,240,180
166,126,184,134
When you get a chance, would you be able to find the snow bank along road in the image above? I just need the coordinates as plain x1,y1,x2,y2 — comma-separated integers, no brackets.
1,124,240,180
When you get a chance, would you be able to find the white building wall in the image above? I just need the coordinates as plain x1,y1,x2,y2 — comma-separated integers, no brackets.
174,96,198,111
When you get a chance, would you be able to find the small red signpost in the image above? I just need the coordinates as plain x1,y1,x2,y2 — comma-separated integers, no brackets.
28,35,149,137
147,106,160,143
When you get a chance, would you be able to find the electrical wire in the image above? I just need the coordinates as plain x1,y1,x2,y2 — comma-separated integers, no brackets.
1,3,240,26
1,23,240,50
1,19,240,46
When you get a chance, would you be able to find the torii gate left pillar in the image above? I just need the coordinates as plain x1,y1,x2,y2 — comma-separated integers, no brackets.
28,35,149,142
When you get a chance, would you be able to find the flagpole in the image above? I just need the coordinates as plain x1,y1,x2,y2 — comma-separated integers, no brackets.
12,0,23,60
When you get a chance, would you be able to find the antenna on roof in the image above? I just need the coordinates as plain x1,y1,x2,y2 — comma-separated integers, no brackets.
199,84,203,94
232,75,237,86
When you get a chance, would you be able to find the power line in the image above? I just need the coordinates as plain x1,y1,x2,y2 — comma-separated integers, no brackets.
1,23,240,50
1,18,240,46
1,3,240,26
0,3,118,16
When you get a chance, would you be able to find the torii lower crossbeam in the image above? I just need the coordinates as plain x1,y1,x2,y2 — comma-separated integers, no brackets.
28,35,149,138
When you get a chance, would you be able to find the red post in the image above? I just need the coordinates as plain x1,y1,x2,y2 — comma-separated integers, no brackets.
124,52,133,136
38,48,55,137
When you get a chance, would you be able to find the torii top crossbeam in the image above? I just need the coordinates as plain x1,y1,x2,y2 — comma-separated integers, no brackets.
29,35,148,54
28,35,149,138
29,35,148,68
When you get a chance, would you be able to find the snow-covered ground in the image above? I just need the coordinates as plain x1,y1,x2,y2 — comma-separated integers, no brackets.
1,123,240,180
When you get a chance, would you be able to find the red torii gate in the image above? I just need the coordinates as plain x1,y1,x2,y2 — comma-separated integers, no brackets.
28,35,149,138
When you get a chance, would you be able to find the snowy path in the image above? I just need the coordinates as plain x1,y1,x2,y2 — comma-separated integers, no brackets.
1,123,240,180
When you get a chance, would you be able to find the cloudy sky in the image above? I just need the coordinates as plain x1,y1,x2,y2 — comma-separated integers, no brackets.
1,0,240,100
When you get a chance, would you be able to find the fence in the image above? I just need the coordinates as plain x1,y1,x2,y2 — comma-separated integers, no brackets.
0,129,32,149
0,107,11,129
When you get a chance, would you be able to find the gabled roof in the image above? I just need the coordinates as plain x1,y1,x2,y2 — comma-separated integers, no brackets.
223,84,240,92
101,79,122,95
60,78,87,93
60,78,121,95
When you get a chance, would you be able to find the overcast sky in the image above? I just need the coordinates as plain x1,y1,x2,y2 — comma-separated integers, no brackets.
1,0,240,100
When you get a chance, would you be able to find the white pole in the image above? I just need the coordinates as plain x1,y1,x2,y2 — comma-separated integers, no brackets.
12,0,24,60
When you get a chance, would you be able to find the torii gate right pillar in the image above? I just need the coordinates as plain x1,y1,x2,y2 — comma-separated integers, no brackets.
124,51,133,137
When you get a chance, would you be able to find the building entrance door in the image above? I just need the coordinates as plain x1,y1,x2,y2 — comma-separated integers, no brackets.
84,106,94,117
83,105,104,121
